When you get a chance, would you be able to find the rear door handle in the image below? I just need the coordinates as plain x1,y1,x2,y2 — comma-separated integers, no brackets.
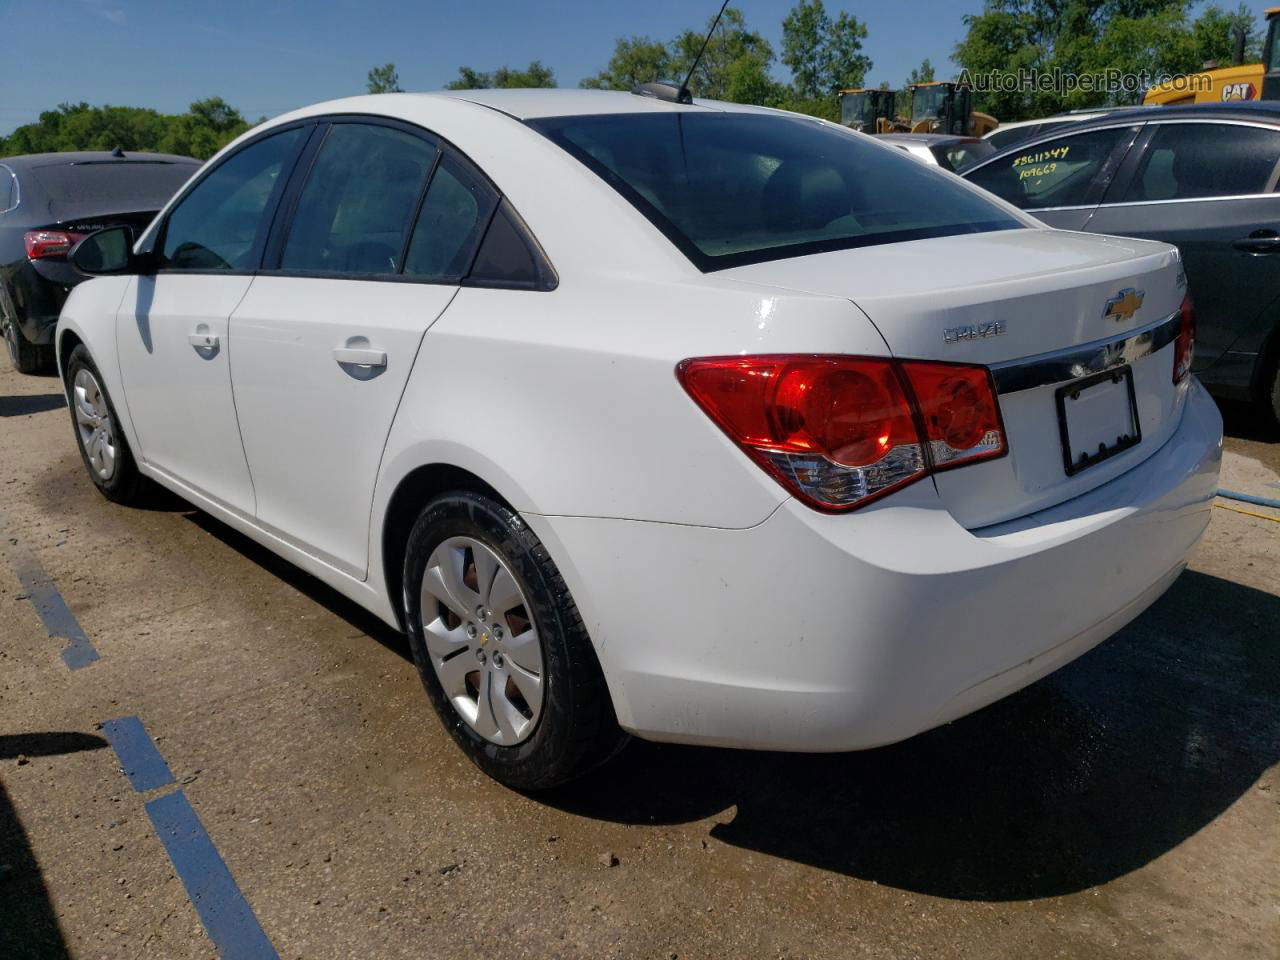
188,332,219,350
333,347,387,368
1233,230,1280,253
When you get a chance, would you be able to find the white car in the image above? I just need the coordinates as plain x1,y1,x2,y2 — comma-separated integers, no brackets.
59,89,1221,789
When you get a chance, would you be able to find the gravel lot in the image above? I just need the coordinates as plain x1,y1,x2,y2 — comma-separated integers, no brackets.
2,359,1276,960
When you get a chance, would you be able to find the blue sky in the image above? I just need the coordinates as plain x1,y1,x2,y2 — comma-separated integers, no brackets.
0,0,978,134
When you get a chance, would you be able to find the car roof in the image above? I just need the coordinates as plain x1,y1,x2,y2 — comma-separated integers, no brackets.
368,88,795,120
0,151,200,170
1053,101,1280,127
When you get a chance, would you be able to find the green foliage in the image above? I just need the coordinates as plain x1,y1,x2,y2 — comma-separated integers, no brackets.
781,0,871,100
367,63,403,94
0,98,251,161
580,3,869,121
954,0,1265,120
445,61,556,89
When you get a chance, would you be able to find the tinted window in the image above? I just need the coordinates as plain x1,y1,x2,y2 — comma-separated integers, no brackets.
1,169,14,212
467,199,555,289
1119,123,1280,202
402,153,497,280
939,140,996,172
161,129,302,271
965,127,1134,209
32,160,197,219
531,112,1021,271
282,123,436,276
985,125,1040,152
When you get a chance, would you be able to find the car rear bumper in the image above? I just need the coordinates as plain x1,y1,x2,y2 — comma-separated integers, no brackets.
525,378,1223,752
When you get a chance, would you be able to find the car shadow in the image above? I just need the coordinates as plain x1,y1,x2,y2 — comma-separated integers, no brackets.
0,731,108,960
542,569,1280,901
172,507,1276,902
0,393,66,417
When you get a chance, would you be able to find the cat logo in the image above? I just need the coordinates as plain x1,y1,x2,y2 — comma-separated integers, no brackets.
1221,82,1256,101
1103,288,1145,322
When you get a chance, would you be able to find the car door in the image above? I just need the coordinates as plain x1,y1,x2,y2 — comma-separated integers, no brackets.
1083,119,1280,378
115,126,307,515
962,124,1142,230
228,120,497,578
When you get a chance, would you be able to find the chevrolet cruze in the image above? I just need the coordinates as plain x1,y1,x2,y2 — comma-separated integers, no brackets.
58,90,1222,789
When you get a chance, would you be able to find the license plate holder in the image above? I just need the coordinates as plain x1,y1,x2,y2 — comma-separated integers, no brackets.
1056,366,1141,476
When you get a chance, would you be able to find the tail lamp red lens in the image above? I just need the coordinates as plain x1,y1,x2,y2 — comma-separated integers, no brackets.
1173,293,1194,384
24,230,85,261
677,355,1007,512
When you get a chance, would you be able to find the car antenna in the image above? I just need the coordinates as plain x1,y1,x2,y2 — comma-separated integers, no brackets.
631,0,730,105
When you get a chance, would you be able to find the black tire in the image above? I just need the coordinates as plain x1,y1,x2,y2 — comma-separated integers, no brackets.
64,344,151,504
403,491,627,790
2,286,53,374
1266,354,1280,430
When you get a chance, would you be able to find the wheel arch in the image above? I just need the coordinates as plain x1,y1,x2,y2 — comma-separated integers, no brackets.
378,461,509,632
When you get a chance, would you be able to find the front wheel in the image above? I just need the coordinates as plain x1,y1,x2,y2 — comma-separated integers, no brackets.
65,345,150,504
2,287,53,374
403,491,627,790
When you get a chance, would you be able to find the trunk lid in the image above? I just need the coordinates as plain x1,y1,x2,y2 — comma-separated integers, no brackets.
719,228,1188,528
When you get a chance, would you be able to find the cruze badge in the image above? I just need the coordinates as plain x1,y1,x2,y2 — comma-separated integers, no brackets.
944,320,1006,344
1104,288,1144,322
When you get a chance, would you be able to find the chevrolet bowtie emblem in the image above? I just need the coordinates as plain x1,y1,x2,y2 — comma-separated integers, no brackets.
1103,288,1144,322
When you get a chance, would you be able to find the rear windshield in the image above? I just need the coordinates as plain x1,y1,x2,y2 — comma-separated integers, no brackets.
32,160,197,217
530,112,1021,270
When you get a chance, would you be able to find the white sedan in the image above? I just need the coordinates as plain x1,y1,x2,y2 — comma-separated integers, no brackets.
59,89,1221,789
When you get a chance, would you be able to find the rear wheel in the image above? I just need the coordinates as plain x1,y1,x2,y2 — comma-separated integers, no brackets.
1266,354,1280,429
65,345,150,504
403,491,627,790
1,286,53,374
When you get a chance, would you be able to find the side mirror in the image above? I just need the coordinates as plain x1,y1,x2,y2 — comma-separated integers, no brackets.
71,226,142,276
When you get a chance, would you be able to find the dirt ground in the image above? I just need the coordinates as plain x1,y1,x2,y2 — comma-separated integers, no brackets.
1,359,1277,960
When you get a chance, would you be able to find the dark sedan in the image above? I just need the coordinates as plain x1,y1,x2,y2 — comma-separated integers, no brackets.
962,103,1280,423
1,150,199,372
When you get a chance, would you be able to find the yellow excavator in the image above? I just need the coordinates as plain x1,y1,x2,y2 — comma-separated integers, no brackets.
1143,7,1280,105
907,82,999,136
838,88,901,133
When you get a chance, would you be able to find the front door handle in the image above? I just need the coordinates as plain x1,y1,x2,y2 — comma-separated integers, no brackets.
1233,230,1280,254
333,347,387,368
188,332,219,350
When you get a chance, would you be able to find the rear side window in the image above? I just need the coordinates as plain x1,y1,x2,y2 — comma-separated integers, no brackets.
282,123,437,276
161,128,303,271
965,127,1136,209
402,152,496,280
531,112,1020,271
0,168,14,212
1119,123,1280,202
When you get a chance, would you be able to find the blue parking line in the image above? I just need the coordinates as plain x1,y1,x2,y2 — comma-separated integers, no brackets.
101,716,175,793
146,790,280,960
9,545,100,669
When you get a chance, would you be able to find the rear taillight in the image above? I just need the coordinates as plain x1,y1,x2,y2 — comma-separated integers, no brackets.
677,355,1007,512
1173,293,1195,384
24,230,84,260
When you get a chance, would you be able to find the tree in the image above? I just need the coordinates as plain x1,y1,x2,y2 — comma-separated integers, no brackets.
445,61,556,89
580,37,672,90
668,6,778,102
367,63,403,94
954,0,1264,120
781,0,871,100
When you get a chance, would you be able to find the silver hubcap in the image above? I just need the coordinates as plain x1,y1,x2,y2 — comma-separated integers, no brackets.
73,368,116,481
420,536,543,746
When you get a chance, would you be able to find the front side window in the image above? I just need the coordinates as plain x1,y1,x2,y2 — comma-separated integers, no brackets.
160,128,303,271
282,123,437,276
532,112,1021,270
1119,123,1280,202
965,127,1136,210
